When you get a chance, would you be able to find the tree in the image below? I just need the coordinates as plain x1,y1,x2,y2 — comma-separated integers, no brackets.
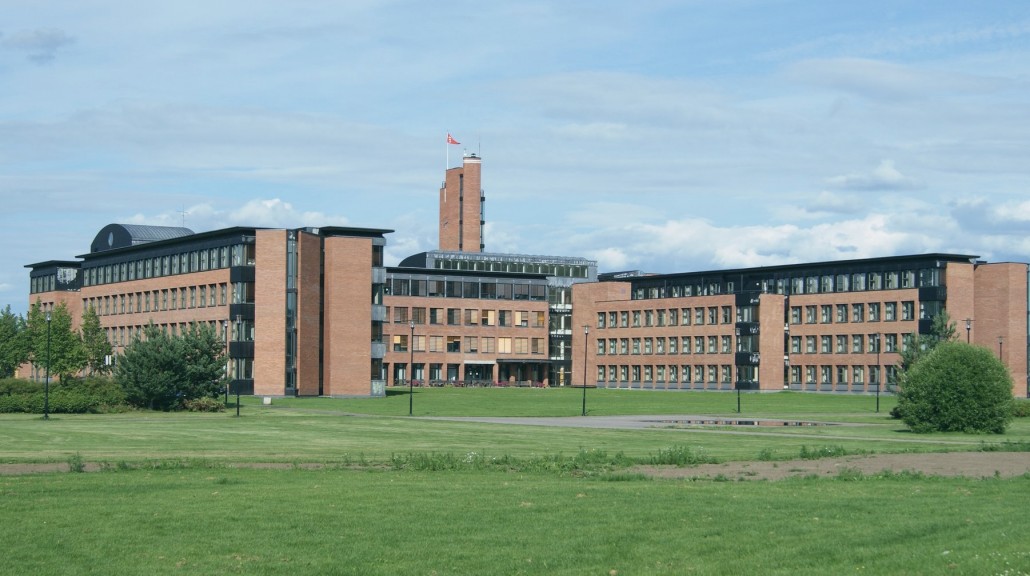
0,305,29,378
894,310,957,387
894,341,1014,433
81,305,113,375
115,323,226,410
26,301,86,382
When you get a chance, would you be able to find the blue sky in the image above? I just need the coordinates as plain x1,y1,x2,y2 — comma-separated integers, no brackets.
3,1,1030,316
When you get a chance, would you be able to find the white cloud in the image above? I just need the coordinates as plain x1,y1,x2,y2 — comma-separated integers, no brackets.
825,160,921,191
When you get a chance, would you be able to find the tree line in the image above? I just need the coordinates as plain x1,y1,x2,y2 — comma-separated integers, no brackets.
0,301,226,411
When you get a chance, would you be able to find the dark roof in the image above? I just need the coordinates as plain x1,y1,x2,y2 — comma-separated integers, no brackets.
90,224,195,253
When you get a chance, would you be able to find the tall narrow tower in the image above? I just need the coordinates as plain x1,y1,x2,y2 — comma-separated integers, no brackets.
438,153,484,252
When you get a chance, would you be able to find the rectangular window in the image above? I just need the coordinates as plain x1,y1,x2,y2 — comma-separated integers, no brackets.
836,304,848,323
464,309,479,325
430,308,443,325
707,336,717,354
446,336,461,353
852,334,864,353
464,336,478,353
481,337,495,353
394,307,409,323
805,306,816,324
412,307,427,325
805,336,816,353
790,336,801,354
852,303,864,323
668,337,678,354
447,308,461,325
901,301,915,321
531,338,544,355
620,339,629,355
681,308,690,326
790,307,802,324
632,338,641,354
619,311,629,327
721,336,731,353
886,333,898,353
514,338,529,354
429,336,443,352
597,313,606,329
695,309,704,325
632,311,641,327
707,307,718,325
853,366,865,384
643,338,653,354
721,306,732,324
820,305,832,323
533,311,546,328
885,302,897,321
821,336,831,354
695,337,704,354
644,310,654,327
393,334,408,352
868,303,880,322
836,335,847,354
656,337,665,354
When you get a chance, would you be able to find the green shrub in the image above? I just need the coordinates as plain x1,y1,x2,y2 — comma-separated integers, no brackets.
0,377,126,414
183,396,226,412
648,445,718,466
895,342,1014,433
1012,399,1030,418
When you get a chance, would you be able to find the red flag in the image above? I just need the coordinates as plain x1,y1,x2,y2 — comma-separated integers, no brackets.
447,133,460,145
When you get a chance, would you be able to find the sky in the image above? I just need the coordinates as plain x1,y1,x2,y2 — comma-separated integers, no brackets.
3,1,1030,316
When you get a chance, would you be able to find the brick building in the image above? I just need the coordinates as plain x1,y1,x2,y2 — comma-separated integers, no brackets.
26,224,391,397
572,254,1029,397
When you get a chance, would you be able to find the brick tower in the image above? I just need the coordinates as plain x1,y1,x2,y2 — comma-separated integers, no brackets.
438,153,484,252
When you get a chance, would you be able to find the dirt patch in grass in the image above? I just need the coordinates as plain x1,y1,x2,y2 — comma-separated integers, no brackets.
3,452,1028,480
634,451,1030,481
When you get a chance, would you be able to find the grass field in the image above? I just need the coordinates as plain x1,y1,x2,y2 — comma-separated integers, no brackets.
2,388,1028,575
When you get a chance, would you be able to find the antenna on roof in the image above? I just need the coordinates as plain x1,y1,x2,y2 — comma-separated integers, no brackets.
178,206,188,228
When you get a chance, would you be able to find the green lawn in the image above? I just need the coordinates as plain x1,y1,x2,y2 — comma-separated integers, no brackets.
1,389,1028,575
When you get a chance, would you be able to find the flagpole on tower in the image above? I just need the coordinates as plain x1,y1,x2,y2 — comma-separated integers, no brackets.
446,133,460,170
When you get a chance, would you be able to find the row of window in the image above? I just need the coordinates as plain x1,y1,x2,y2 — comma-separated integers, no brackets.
386,278,548,301
82,243,255,287
597,306,737,330
790,333,911,355
388,306,546,328
790,364,898,386
631,267,940,300
101,319,254,347
432,259,591,278
596,364,734,384
597,335,735,356
790,301,916,325
391,334,546,355
84,283,237,316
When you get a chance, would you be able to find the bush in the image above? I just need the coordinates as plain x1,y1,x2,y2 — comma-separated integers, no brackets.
895,342,1014,434
1012,399,1030,418
183,396,225,412
0,377,126,414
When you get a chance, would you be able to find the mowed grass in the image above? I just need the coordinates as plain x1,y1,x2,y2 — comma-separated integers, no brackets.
3,467,1028,575
2,388,1029,575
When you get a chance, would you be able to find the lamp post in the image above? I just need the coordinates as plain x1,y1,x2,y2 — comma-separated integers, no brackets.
874,333,881,414
44,310,52,421
235,315,242,417
409,320,415,416
998,336,1004,360
581,325,589,416
964,319,972,343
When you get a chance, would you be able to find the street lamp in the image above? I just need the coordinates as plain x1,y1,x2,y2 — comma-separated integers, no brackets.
44,310,52,421
874,333,881,414
409,320,415,416
998,336,1004,360
581,325,589,416
964,318,972,343
234,315,242,417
